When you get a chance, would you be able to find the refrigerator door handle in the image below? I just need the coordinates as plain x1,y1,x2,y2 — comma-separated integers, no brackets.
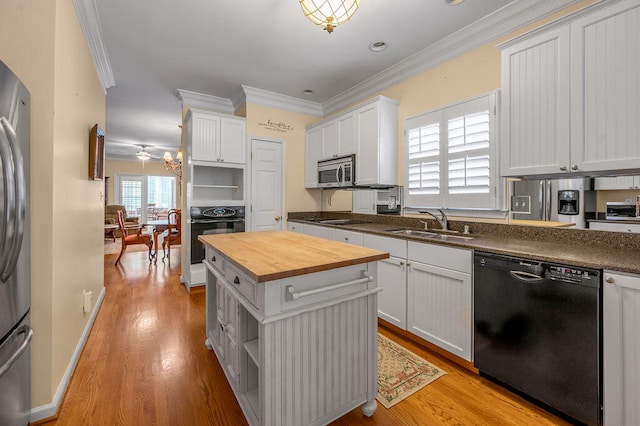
0,118,15,277
0,117,25,283
544,179,552,221
0,324,32,378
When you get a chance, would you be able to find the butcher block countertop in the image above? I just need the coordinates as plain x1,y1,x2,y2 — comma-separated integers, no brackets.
199,230,389,282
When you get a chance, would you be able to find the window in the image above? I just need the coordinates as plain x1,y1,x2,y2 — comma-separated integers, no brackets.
115,174,177,222
405,92,499,210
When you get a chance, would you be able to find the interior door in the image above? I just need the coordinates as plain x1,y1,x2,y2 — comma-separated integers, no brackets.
250,138,284,231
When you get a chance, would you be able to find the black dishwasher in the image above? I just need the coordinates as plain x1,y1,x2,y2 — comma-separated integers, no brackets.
474,252,602,426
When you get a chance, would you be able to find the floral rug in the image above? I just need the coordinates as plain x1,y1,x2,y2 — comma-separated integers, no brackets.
377,333,446,409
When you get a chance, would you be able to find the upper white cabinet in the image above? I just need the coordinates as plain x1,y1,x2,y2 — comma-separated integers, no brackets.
594,176,640,190
501,0,640,177
185,108,246,165
305,96,399,188
603,270,640,426
501,27,571,177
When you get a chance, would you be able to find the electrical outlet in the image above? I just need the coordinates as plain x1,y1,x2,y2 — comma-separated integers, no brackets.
83,290,93,313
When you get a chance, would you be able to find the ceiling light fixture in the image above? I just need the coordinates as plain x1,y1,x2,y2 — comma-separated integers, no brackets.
368,41,388,52
163,149,182,176
137,145,152,161
299,0,360,33
446,0,465,5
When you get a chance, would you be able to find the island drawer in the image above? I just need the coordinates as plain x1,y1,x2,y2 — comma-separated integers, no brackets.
206,247,225,272
224,263,257,308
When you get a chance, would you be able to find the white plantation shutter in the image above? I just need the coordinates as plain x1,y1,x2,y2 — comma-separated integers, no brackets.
405,93,498,209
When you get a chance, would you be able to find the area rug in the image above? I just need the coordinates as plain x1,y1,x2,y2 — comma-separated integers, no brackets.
104,239,157,255
377,333,446,409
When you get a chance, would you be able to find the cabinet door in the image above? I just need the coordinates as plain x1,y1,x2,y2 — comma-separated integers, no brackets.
305,127,322,188
337,112,356,156
302,223,335,240
501,26,571,177
191,113,220,162
603,271,640,426
571,0,640,173
377,256,407,329
352,190,376,214
589,222,640,233
407,261,472,361
215,281,226,357
287,222,303,233
321,120,338,159
220,116,246,164
594,176,637,190
355,102,380,185
224,290,240,386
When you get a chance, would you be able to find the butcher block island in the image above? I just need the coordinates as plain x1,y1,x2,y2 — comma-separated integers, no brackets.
198,231,389,426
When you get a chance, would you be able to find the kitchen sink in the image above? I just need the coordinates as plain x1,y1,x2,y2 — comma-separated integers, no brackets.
388,229,474,241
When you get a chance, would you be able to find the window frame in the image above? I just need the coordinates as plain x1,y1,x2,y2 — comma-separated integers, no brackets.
404,91,501,211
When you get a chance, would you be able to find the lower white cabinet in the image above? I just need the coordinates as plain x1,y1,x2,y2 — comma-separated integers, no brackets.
590,222,640,233
334,229,363,245
302,223,335,240
603,270,640,426
407,242,473,361
287,222,303,233
363,234,407,329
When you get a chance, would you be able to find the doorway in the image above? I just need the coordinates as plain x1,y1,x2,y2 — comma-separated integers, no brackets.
114,173,177,223
249,137,285,231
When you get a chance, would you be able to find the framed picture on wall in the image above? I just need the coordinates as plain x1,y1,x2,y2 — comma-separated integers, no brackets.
89,123,105,181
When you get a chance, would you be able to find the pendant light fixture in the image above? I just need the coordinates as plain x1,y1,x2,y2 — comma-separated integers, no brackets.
299,0,360,33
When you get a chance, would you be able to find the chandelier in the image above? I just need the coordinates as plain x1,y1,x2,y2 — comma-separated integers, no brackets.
299,0,360,33
163,150,182,176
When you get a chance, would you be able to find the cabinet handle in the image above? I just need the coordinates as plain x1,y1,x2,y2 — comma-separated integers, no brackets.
559,165,567,171
571,164,578,171
605,276,614,284
344,237,349,242
233,276,240,285
211,255,216,262
219,323,224,331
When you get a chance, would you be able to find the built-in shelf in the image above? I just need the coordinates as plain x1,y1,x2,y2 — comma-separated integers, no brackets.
245,388,259,418
244,339,259,367
193,184,240,189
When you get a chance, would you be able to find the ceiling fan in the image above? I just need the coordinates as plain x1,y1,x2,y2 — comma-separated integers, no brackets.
136,145,153,161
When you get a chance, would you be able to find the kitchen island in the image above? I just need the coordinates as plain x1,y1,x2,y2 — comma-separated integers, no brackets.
198,231,389,426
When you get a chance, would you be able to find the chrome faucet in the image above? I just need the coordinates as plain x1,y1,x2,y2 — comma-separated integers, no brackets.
419,209,448,231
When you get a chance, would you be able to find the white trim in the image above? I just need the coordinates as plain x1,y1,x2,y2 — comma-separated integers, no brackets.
29,287,107,423
322,0,584,115
176,89,235,114
72,0,115,93
241,86,323,117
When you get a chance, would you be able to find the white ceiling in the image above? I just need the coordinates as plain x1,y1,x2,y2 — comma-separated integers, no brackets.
86,0,577,161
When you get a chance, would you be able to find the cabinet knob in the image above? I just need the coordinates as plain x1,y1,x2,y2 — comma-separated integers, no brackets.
399,261,405,266
559,165,567,171
571,164,578,171
605,276,614,284
344,237,349,242
406,262,411,267
233,276,240,285
212,255,216,262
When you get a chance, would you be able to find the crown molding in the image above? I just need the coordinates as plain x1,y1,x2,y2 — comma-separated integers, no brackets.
176,89,235,114
241,86,324,117
72,0,115,93
322,0,584,115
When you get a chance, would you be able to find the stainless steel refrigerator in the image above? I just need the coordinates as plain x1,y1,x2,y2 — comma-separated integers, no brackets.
510,178,596,228
0,59,32,426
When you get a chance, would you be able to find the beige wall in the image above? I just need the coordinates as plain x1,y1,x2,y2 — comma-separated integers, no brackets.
0,0,105,409
105,159,183,209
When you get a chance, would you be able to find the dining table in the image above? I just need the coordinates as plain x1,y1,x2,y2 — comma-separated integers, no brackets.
143,220,170,262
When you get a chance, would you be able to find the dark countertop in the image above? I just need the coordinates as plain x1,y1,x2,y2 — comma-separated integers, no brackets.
289,213,640,275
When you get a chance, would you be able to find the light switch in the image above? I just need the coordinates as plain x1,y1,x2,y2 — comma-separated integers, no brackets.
511,195,531,214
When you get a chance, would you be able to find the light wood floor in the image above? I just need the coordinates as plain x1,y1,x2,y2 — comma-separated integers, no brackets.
42,249,569,426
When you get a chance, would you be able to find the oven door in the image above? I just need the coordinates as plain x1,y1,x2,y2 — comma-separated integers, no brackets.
190,220,244,264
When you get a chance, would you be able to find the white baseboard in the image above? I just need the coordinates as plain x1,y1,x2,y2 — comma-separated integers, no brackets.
29,286,106,423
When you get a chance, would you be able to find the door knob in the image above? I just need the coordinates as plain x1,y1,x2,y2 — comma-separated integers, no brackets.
275,216,281,221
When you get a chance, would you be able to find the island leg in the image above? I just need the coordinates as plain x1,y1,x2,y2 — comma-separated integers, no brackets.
361,399,377,417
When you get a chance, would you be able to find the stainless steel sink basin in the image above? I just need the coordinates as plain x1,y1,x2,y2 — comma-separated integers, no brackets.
389,229,438,237
388,229,474,241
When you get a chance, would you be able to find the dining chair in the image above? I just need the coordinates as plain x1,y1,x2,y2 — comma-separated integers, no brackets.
115,210,154,265
161,209,182,262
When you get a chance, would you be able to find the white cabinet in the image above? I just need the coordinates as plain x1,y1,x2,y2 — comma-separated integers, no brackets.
304,126,323,188
286,222,303,233
302,223,335,240
305,96,398,188
570,0,640,174
334,229,363,246
185,108,246,165
352,190,376,214
191,165,244,206
355,97,399,186
603,271,640,426
589,222,640,233
500,26,571,177
406,242,473,361
595,176,640,190
363,234,408,329
501,0,640,177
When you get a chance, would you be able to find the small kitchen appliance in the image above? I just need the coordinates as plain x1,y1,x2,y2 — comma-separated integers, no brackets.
605,202,639,220
317,154,354,188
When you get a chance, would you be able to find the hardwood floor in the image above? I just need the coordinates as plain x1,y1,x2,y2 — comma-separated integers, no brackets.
43,249,569,425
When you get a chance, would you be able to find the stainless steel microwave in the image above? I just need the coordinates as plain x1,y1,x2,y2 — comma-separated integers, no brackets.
317,154,355,188
606,202,638,220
